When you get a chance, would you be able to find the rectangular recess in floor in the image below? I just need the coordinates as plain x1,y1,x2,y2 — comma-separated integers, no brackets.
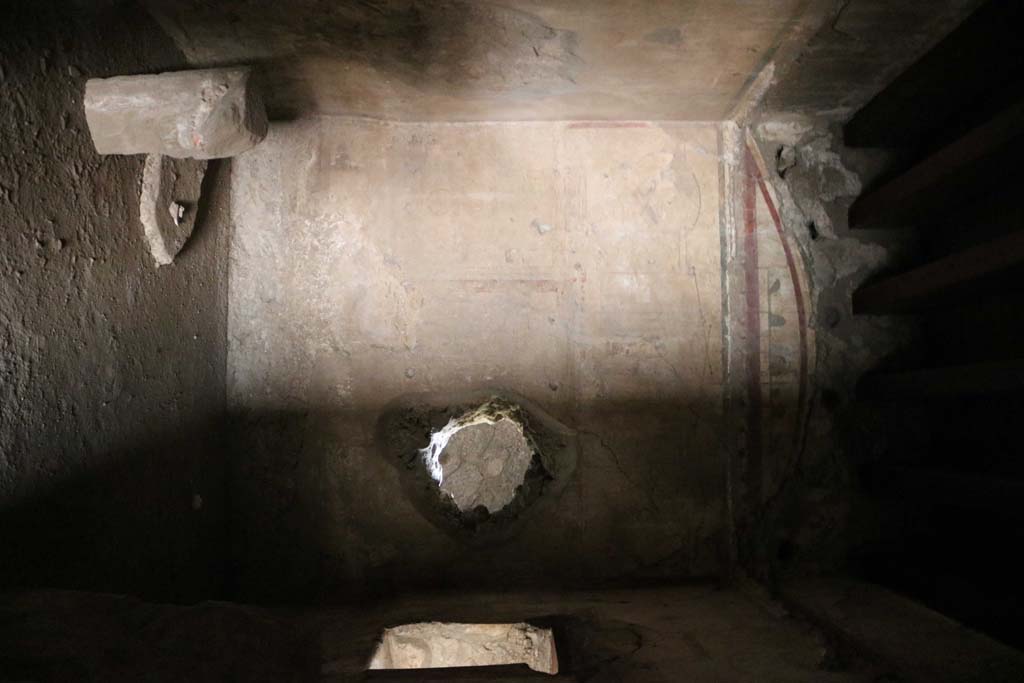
367,622,558,676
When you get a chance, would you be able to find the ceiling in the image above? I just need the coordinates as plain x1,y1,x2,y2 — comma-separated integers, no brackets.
145,0,807,121
145,0,980,122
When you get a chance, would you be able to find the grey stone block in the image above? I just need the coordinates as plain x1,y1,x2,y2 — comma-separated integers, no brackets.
139,154,206,266
84,67,267,159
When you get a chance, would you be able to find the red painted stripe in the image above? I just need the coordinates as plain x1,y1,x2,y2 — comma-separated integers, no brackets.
743,145,763,502
753,161,809,444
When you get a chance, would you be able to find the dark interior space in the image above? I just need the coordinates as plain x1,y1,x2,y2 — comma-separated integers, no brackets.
844,0,1024,651
3,0,1024,680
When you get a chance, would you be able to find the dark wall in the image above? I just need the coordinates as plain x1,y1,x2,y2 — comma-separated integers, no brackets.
834,0,1024,649
0,2,231,602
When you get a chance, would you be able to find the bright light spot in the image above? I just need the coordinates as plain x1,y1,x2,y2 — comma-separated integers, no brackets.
418,399,535,513
419,416,471,485
367,622,558,675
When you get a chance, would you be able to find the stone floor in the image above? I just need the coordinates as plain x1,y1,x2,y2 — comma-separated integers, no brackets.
0,585,876,682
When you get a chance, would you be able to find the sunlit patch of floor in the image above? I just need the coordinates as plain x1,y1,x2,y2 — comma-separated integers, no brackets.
367,622,558,675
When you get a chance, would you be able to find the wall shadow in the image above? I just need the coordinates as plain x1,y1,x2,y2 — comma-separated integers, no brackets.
0,418,229,604
0,388,816,609
221,391,740,606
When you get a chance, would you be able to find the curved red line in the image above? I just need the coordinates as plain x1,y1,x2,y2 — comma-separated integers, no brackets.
751,155,810,442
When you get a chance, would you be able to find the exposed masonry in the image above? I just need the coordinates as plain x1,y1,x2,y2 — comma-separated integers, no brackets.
434,419,535,514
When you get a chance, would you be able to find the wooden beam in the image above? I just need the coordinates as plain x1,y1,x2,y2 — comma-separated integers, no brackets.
845,0,1024,150
853,229,1024,313
849,99,1024,229
858,359,1024,399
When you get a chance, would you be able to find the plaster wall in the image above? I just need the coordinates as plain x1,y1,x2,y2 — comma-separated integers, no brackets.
0,3,231,601
227,119,726,598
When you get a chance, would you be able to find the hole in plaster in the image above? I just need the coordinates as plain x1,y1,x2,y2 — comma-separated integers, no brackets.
420,399,535,514
367,622,559,675
377,391,574,540
807,220,820,241
776,144,797,178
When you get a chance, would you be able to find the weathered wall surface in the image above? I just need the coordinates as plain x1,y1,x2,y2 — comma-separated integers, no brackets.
0,3,230,601
740,115,914,582
146,0,810,121
228,119,725,599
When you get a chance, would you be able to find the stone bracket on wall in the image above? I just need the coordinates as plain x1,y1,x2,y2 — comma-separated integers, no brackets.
83,67,266,265
140,155,207,267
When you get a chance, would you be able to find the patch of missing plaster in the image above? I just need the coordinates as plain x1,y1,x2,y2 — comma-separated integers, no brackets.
378,391,576,541
420,398,536,514
776,146,797,178
745,115,918,580
755,115,860,239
